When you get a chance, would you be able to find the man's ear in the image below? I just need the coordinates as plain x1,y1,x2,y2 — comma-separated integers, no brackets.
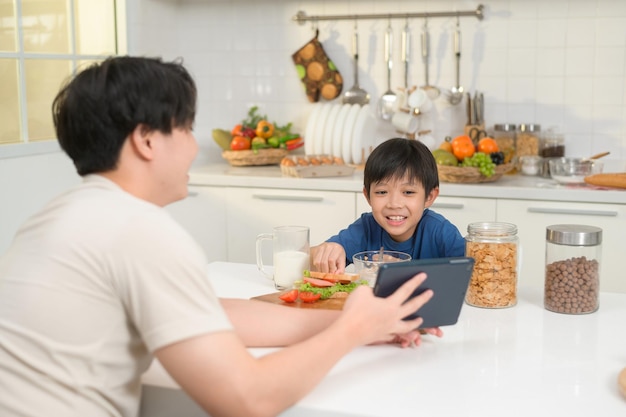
362,187,372,206
129,124,155,161
424,187,439,208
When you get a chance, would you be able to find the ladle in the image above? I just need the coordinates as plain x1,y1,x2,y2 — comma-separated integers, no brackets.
377,21,397,120
342,23,370,105
447,18,464,105
421,19,440,100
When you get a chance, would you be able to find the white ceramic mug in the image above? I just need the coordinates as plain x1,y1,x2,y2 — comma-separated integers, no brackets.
391,111,419,134
408,89,433,113
256,226,310,290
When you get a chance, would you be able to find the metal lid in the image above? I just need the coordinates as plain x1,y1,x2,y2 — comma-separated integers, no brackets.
546,224,602,246
494,123,517,132
518,123,541,132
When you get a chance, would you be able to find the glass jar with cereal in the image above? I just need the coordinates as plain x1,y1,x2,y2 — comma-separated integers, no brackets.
492,124,517,167
544,224,601,314
465,222,519,308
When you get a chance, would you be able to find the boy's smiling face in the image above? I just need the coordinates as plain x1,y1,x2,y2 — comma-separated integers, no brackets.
364,174,439,242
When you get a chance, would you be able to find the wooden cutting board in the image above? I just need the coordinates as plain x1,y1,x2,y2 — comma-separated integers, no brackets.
251,291,346,310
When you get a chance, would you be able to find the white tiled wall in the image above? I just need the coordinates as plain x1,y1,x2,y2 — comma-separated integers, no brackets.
128,0,626,167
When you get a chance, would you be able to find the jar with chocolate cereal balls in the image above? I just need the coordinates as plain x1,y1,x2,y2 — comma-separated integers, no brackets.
492,124,517,166
465,222,519,308
544,224,601,315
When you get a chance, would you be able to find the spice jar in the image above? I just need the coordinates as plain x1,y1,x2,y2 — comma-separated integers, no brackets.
540,127,565,158
544,224,602,314
492,124,517,165
465,222,519,308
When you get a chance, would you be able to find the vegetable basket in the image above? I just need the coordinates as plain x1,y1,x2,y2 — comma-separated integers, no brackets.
437,163,514,183
222,148,288,167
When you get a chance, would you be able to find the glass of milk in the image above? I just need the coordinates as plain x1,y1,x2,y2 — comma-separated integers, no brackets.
256,226,310,290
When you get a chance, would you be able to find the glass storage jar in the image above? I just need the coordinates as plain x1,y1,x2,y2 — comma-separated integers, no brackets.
465,222,519,308
515,124,540,161
544,224,602,314
492,124,517,166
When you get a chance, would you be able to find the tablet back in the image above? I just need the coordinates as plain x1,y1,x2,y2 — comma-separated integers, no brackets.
374,257,475,328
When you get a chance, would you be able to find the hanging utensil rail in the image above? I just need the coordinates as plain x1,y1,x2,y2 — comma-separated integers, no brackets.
292,5,484,24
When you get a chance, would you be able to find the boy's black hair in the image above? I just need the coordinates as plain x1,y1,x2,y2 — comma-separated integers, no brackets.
363,138,439,197
52,56,197,176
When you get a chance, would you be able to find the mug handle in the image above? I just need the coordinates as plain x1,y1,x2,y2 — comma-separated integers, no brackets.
256,233,273,280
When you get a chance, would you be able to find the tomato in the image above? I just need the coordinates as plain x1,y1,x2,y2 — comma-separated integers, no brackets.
299,291,321,303
231,124,256,139
230,135,251,150
477,137,499,154
303,277,334,287
279,289,299,303
451,135,475,161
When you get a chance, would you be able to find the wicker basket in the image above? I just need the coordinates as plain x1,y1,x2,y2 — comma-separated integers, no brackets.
438,163,514,183
222,148,288,167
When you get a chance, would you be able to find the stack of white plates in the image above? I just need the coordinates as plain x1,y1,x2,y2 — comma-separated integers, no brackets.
304,102,377,165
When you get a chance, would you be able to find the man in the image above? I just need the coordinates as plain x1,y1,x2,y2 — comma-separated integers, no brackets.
0,56,440,417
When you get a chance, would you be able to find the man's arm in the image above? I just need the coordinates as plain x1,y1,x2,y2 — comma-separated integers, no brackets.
156,273,433,417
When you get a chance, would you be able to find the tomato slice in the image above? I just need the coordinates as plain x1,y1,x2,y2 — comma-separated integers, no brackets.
278,289,299,303
303,277,334,287
299,291,321,303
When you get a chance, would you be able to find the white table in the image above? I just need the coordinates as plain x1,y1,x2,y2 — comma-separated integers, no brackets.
141,262,626,416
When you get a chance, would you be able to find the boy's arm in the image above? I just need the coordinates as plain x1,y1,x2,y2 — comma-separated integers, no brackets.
310,242,346,273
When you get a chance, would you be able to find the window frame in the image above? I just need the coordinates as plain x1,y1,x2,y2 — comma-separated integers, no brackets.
0,0,127,159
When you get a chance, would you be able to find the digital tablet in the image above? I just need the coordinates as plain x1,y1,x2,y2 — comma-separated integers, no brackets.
373,257,475,328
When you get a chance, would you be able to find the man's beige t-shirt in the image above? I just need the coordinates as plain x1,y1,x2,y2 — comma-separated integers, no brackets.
0,175,233,416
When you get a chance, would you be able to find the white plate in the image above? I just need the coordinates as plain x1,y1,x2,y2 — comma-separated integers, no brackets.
322,104,341,155
313,103,333,154
351,105,377,165
304,104,323,155
332,104,351,158
341,104,362,164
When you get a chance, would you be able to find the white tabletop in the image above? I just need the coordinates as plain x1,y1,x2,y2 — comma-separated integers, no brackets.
141,262,626,416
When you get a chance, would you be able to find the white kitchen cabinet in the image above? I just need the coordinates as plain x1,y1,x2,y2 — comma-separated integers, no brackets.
165,185,228,263
225,187,356,264
431,196,497,235
496,199,625,293
355,190,370,219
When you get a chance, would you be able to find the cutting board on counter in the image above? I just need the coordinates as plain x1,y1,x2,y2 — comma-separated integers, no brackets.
251,292,346,310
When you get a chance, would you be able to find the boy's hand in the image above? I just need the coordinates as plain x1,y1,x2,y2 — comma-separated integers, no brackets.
310,242,346,273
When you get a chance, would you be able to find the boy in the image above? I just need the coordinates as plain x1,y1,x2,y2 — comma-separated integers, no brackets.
0,57,441,417
311,137,465,273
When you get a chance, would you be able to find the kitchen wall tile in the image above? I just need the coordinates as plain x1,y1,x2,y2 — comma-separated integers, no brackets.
536,19,567,48
563,105,594,134
507,20,537,48
536,48,566,77
593,47,625,76
593,76,624,106
564,76,593,105
565,19,595,47
592,105,623,134
537,0,569,18
507,76,536,102
565,47,594,76
597,0,626,16
595,18,626,45
507,48,536,76
567,1,598,18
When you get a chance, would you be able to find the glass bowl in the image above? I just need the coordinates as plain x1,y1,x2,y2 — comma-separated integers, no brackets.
548,158,604,184
352,250,412,287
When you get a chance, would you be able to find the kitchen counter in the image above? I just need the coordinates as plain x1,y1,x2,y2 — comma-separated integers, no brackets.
189,163,626,204
141,262,626,417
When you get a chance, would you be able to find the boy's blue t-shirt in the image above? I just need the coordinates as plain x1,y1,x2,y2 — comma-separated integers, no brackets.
327,209,466,265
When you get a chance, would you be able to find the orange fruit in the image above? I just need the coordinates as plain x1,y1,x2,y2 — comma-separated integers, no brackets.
451,135,475,161
477,137,499,154
439,140,453,153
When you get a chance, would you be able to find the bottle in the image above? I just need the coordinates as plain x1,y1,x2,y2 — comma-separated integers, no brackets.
465,222,519,308
544,224,602,314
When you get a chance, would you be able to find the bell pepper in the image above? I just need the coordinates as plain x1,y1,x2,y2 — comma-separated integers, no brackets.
284,137,304,151
255,120,275,139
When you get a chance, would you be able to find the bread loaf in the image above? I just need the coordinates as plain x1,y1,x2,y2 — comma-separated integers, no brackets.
619,366,626,399
584,173,626,189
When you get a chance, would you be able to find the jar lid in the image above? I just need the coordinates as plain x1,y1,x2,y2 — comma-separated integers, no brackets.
468,222,518,236
494,123,517,132
518,123,540,132
546,224,602,246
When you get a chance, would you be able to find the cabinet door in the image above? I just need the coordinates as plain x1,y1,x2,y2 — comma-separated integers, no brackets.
497,199,625,293
226,188,356,264
355,190,369,219
431,196,497,235
165,185,228,263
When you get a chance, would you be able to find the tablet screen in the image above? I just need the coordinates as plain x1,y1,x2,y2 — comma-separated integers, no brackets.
373,257,474,328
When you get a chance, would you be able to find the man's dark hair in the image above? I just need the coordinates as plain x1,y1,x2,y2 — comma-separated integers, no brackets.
363,137,439,198
52,56,197,176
